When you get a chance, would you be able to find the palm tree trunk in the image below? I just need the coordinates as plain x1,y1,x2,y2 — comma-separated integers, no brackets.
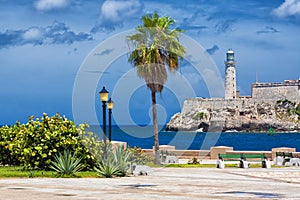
151,90,160,164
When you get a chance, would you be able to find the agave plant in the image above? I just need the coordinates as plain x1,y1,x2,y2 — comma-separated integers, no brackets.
50,149,83,176
95,145,132,178
113,146,132,176
95,155,122,178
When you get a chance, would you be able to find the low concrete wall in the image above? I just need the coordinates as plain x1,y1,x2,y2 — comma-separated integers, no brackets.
111,141,127,149
210,146,233,159
142,145,299,161
271,147,296,160
143,148,210,159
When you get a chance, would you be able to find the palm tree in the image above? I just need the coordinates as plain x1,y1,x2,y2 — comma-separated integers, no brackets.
127,12,186,164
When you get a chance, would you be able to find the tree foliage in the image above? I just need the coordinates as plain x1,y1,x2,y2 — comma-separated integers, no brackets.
127,12,186,93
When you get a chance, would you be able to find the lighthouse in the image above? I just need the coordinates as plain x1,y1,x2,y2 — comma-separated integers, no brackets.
224,49,237,99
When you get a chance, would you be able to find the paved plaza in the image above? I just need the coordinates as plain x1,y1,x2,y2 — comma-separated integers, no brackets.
1,167,300,199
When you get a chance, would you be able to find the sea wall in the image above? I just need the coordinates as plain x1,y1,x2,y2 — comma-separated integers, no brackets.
142,145,300,161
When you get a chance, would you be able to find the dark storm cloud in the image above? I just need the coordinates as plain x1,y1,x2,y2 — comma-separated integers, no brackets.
94,49,114,56
256,26,279,34
214,20,236,33
206,45,219,55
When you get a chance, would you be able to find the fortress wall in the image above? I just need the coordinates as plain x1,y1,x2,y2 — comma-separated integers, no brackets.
181,81,300,116
181,95,300,116
252,85,300,101
182,98,257,115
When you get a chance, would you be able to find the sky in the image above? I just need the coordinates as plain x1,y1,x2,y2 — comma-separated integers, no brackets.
1,0,300,126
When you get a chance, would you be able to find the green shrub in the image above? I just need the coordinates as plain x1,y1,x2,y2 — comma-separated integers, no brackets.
0,125,20,166
296,104,300,120
188,157,200,164
128,146,152,164
192,112,207,120
50,149,83,176
0,113,104,170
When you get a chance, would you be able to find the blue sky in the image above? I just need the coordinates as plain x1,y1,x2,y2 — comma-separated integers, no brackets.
1,0,300,126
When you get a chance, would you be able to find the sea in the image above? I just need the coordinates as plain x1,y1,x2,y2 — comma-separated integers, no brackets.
88,125,300,151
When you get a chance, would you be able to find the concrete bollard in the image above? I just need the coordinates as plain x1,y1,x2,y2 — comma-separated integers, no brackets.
262,159,271,168
216,160,225,169
290,158,300,167
274,156,284,166
239,160,249,168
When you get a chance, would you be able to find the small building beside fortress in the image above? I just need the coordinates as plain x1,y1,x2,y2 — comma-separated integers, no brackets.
166,49,300,132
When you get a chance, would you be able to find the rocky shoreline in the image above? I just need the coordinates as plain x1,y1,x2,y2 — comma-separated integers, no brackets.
166,99,300,132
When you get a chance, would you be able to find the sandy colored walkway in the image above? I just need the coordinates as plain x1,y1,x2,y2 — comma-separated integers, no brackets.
1,167,300,199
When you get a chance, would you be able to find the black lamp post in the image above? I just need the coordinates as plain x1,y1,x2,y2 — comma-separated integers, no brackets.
99,86,109,143
107,98,114,142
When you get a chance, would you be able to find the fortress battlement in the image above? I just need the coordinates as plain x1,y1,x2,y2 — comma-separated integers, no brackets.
251,79,300,101
252,79,300,88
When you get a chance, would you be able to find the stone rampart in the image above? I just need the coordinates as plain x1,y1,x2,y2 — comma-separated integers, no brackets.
252,83,300,101
181,98,276,115
167,96,300,132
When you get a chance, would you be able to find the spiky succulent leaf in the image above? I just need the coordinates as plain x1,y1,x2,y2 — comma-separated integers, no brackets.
50,149,83,176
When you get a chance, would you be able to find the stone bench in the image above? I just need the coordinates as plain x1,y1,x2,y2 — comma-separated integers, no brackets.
163,156,179,164
131,165,153,176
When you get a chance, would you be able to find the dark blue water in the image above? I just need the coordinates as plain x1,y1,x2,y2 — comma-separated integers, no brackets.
88,126,300,151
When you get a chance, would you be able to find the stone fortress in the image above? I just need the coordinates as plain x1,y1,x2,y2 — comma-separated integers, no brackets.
166,49,300,132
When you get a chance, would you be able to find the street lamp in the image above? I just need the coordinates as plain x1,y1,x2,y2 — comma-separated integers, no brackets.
107,98,114,142
99,86,109,143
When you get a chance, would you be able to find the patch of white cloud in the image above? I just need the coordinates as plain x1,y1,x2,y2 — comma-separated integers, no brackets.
92,0,143,32
273,0,300,17
35,0,69,11
101,0,141,21
0,21,93,49
22,28,43,41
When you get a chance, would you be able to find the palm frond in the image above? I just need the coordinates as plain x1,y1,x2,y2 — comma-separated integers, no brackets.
127,12,186,92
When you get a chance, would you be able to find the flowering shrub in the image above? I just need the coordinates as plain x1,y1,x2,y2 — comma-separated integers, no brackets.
0,113,103,170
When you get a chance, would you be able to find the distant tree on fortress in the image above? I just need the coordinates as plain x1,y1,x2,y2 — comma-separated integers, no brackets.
127,12,186,164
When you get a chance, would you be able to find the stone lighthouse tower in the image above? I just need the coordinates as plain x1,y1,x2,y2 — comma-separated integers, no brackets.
225,49,237,99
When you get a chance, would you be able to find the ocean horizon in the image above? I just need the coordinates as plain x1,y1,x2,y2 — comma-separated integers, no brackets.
87,125,300,151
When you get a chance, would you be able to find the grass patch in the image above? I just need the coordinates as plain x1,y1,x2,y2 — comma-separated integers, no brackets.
0,166,98,178
75,171,98,178
0,166,53,178
164,164,216,168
